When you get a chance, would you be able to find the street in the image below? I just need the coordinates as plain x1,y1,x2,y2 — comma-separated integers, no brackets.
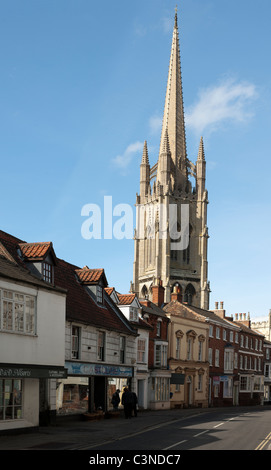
79,407,271,451
1,406,271,454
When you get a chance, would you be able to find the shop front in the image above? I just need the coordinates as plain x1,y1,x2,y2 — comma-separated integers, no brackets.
57,361,134,415
0,364,67,431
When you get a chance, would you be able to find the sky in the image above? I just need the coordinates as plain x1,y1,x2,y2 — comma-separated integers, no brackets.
0,0,271,319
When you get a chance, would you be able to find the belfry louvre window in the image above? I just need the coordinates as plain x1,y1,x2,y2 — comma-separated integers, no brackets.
0,289,35,334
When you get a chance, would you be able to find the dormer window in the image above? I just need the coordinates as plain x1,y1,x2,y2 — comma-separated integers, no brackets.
129,307,138,322
96,285,103,304
43,262,53,283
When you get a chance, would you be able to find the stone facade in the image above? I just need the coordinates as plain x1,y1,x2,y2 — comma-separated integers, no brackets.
164,297,209,409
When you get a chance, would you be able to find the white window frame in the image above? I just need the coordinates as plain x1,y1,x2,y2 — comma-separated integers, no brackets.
42,261,53,284
155,342,168,367
137,338,146,363
0,288,36,335
0,378,23,420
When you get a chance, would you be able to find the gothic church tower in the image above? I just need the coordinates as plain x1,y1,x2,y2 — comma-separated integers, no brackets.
132,10,210,309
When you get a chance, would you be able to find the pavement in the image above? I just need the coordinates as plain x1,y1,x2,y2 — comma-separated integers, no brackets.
0,407,214,451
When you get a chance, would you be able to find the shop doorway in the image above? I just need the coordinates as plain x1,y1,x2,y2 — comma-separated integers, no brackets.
94,377,106,411
185,375,193,407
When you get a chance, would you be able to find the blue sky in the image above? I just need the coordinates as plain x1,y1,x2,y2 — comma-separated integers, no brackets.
0,0,270,319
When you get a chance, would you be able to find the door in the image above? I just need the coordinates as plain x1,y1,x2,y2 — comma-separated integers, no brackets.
137,380,145,408
185,375,193,407
94,377,106,411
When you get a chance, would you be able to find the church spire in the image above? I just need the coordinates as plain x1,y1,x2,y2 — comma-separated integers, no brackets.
158,8,187,178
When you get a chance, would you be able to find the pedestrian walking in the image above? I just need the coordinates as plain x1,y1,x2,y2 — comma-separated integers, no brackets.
132,392,138,417
121,387,133,419
111,389,120,411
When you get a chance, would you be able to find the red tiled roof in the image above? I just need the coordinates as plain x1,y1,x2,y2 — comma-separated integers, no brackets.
105,287,114,295
163,300,207,323
18,242,52,260
75,267,107,285
54,259,134,333
0,255,65,293
0,230,136,336
118,294,136,305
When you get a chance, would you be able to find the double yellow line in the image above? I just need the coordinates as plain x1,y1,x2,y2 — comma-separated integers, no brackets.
255,431,271,450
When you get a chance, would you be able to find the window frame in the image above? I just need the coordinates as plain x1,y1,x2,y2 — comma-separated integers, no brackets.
98,331,106,361
0,379,23,421
42,262,53,284
71,325,80,359
0,288,36,335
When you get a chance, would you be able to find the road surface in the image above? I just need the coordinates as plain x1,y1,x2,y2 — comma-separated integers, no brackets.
79,407,271,451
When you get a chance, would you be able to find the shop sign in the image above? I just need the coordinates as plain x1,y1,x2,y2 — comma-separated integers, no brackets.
0,365,67,379
170,373,185,385
66,361,133,377
220,376,228,382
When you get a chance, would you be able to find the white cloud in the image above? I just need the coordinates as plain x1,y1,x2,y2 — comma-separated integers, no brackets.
186,78,258,135
112,141,143,169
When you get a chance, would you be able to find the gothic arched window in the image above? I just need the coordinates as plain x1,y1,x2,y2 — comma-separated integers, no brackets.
184,284,196,305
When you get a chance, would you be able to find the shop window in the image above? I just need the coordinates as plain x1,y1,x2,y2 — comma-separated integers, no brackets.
0,379,22,420
223,377,233,398
240,375,250,392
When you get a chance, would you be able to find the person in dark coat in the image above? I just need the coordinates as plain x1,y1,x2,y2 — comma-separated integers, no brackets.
121,387,133,418
111,389,120,411
132,392,138,417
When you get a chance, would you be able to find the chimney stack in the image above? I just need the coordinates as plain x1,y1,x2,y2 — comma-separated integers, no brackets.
234,312,251,328
152,278,165,307
214,301,226,319
171,284,182,303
